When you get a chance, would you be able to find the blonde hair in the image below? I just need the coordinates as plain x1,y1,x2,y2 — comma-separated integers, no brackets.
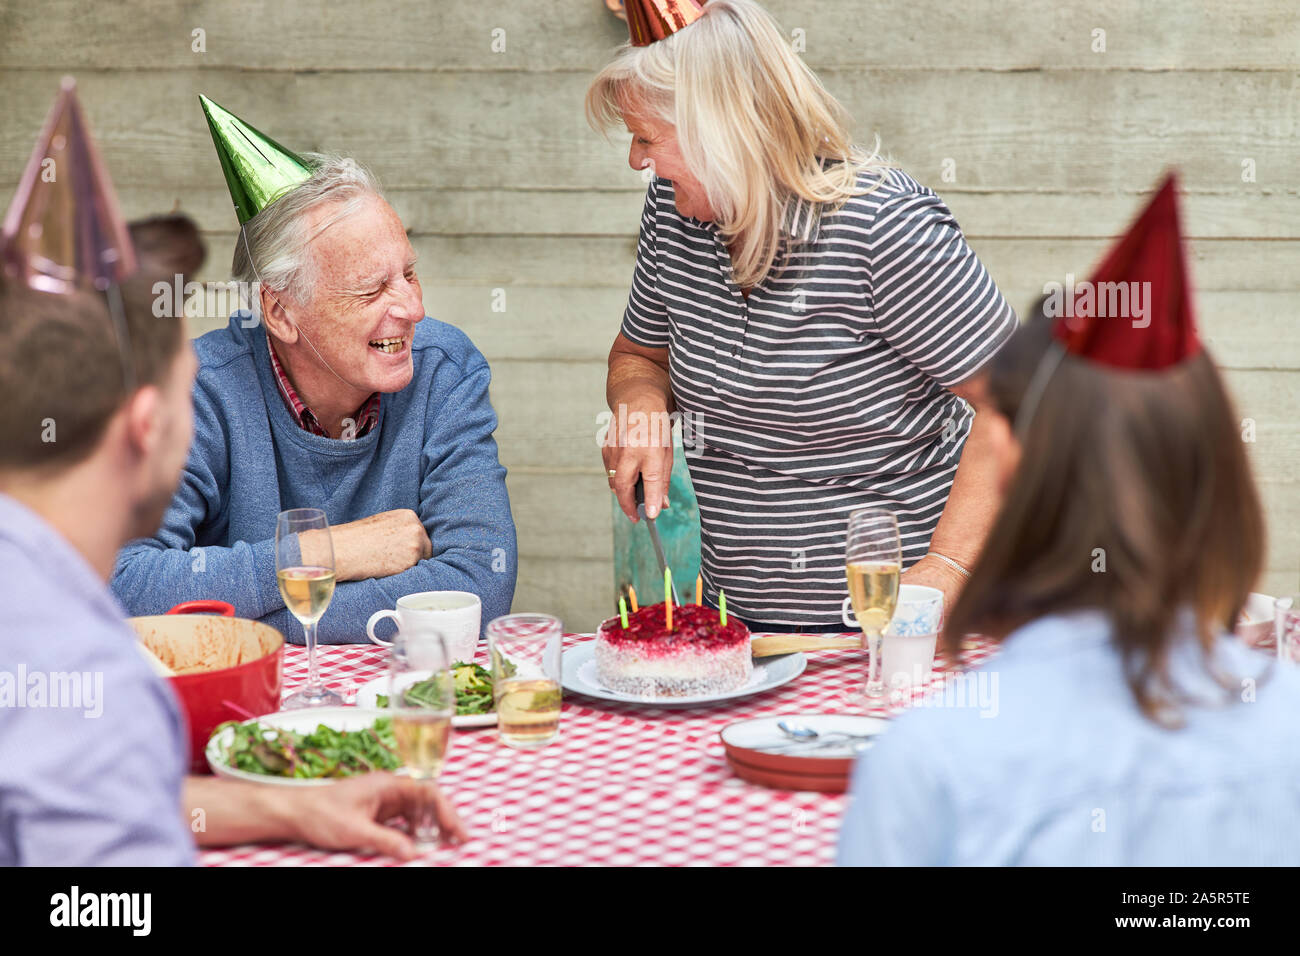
586,0,890,288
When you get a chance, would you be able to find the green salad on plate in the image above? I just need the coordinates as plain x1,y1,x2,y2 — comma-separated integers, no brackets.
377,661,495,716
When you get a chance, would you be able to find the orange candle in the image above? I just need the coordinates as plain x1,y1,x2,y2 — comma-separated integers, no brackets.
665,567,674,631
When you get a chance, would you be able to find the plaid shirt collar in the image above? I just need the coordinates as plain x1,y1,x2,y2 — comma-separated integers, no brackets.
267,335,380,439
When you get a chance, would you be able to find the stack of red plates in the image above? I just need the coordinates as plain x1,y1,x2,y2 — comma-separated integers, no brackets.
720,715,888,792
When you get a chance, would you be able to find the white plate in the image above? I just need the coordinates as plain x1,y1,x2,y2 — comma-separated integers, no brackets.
353,676,497,728
561,642,806,707
721,714,889,759
206,706,401,787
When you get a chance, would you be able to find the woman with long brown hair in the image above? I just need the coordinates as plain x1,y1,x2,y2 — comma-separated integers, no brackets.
838,177,1300,866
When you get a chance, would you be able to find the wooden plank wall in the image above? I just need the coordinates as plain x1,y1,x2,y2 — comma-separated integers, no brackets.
2,1,1296,629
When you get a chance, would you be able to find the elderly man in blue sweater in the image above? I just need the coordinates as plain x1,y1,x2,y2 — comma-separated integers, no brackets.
112,100,517,643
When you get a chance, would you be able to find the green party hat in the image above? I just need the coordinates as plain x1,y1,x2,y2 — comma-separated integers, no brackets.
199,95,312,225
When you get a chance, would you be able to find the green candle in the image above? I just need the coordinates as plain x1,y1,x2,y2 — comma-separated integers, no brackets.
719,590,727,626
619,595,629,629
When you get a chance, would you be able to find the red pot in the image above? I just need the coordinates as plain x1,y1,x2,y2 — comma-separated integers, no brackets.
129,602,284,773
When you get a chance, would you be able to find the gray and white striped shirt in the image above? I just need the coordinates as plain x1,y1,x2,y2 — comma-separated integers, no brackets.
621,166,1017,627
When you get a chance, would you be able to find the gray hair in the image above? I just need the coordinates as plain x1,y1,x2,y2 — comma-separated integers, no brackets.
232,154,381,314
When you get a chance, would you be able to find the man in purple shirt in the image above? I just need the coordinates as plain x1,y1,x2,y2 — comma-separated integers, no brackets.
0,488,193,865
0,218,466,865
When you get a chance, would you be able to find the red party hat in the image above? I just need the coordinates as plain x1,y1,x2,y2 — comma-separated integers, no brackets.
1051,173,1201,370
625,0,706,47
0,77,137,294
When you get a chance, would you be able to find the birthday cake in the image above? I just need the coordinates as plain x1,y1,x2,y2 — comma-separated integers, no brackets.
596,603,752,697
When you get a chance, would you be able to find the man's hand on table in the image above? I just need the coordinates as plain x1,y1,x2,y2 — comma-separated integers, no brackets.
187,773,468,860
301,509,432,581
286,774,468,860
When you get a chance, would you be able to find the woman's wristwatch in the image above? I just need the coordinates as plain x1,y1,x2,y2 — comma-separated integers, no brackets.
925,551,971,579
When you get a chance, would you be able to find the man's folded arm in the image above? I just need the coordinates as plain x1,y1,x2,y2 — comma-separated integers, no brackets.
294,360,517,643
114,531,283,619
277,542,512,643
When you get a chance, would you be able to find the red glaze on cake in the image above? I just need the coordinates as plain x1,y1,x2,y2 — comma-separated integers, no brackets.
596,602,752,697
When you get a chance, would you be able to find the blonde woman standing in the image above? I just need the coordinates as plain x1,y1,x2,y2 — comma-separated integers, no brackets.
591,0,1016,631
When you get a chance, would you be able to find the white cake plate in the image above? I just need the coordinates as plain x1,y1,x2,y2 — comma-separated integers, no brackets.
560,642,806,707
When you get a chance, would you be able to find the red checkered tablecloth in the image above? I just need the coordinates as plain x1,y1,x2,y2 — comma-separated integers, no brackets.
200,634,996,867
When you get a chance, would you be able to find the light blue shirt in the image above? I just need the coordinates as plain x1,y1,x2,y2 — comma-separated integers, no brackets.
0,493,194,865
837,609,1300,866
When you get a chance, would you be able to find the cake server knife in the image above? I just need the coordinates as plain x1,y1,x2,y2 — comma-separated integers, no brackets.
635,476,680,604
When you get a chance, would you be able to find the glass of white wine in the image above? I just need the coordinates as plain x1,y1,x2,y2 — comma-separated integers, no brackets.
276,508,342,709
488,614,563,749
845,508,902,700
389,628,455,848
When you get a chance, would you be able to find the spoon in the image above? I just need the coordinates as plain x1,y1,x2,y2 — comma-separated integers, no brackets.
758,736,875,756
778,719,878,742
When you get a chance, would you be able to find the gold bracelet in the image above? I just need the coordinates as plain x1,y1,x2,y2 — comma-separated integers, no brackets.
926,551,971,579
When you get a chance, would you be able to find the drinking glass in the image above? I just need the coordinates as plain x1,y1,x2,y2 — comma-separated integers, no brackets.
845,509,902,699
487,614,563,749
276,508,342,709
388,628,455,848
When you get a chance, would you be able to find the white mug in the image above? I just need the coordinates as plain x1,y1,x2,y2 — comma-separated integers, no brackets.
842,584,945,688
841,584,944,635
366,591,482,664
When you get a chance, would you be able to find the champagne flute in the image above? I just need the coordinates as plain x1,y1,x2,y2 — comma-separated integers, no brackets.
845,509,902,700
389,628,455,848
276,508,343,709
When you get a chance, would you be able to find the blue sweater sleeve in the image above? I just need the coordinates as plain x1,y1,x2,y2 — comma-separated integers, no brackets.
110,378,283,619
262,358,518,644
